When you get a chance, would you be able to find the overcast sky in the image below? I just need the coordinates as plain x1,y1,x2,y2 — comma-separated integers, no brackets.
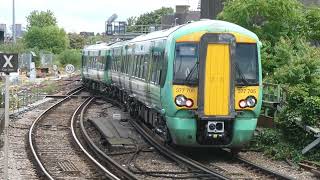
0,0,199,33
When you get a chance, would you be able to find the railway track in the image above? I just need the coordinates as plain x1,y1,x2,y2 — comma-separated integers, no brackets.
231,152,294,179
95,96,295,179
97,96,227,179
299,160,320,177
28,88,119,179
71,97,138,180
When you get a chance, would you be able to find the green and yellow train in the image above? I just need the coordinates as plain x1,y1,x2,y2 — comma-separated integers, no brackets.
82,20,262,149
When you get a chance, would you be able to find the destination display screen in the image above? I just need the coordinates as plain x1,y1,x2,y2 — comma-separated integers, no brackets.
177,46,197,56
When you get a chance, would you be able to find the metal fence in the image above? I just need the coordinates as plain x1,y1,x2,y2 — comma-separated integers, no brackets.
262,83,286,117
125,24,173,34
0,84,46,116
40,52,53,68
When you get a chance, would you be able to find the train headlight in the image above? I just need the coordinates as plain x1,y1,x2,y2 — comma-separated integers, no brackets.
239,100,247,108
246,96,257,107
175,95,187,107
185,99,194,108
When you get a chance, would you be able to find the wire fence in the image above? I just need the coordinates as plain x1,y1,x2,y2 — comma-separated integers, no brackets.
0,83,48,118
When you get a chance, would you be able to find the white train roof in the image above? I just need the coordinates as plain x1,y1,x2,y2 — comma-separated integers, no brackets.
83,43,110,51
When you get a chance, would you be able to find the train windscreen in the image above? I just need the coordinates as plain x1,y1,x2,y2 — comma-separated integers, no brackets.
173,43,198,85
235,43,259,86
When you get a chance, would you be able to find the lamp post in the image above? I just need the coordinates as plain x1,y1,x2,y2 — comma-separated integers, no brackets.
12,0,16,43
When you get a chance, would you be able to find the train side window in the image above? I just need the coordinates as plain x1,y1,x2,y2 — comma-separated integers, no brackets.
111,57,113,71
151,54,157,83
128,55,131,75
143,55,148,80
157,52,164,84
134,55,138,77
102,56,106,70
114,56,117,72
122,55,126,74
128,55,133,75
113,57,116,71
155,55,160,84
130,55,134,76
138,55,141,78
140,55,144,78
117,56,120,72
136,55,139,77
114,56,119,72
126,55,128,74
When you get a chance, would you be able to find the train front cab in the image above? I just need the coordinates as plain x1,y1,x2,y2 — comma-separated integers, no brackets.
167,32,262,148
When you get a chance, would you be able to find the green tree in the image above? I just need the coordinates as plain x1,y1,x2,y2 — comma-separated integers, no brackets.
57,49,82,67
24,26,68,54
85,34,109,45
26,10,57,29
218,0,306,44
127,16,137,26
135,7,173,25
68,33,86,49
305,6,320,41
0,40,26,53
127,7,173,32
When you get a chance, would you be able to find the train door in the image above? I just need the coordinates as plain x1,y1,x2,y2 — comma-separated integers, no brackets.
197,33,236,119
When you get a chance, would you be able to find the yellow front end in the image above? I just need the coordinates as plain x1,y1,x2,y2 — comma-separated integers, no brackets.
204,44,230,116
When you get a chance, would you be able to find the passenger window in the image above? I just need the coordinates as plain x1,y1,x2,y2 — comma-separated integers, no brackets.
138,56,142,78
143,55,149,79
134,56,140,77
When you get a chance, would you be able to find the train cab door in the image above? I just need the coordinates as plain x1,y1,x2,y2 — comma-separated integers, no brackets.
197,33,236,119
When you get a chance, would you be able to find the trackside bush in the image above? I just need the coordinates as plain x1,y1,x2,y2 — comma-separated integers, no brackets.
57,49,81,68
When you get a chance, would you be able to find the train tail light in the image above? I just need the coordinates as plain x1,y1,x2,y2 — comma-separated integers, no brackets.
185,99,194,108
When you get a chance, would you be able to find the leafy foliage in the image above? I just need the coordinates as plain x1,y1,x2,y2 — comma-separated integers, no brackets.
68,33,86,49
85,34,110,45
127,7,173,31
272,38,320,89
24,26,69,54
135,7,173,25
218,0,306,44
56,49,81,68
251,129,305,162
0,40,26,53
26,10,57,29
305,6,320,41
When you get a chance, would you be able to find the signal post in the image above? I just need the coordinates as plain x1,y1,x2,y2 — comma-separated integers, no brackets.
0,53,18,179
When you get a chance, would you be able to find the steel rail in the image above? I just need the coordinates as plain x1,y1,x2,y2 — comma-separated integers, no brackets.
44,95,93,98
70,97,122,180
28,87,84,180
129,119,229,180
76,97,138,180
66,86,83,95
232,153,295,180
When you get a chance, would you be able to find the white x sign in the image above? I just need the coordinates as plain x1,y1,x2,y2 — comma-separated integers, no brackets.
3,55,13,68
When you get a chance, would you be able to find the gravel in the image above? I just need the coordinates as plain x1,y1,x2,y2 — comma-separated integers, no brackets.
239,151,317,179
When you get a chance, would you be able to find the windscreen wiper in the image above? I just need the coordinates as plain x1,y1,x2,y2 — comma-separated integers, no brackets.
184,61,198,84
235,62,250,86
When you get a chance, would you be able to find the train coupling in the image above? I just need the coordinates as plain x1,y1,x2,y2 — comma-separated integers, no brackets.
207,121,225,139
